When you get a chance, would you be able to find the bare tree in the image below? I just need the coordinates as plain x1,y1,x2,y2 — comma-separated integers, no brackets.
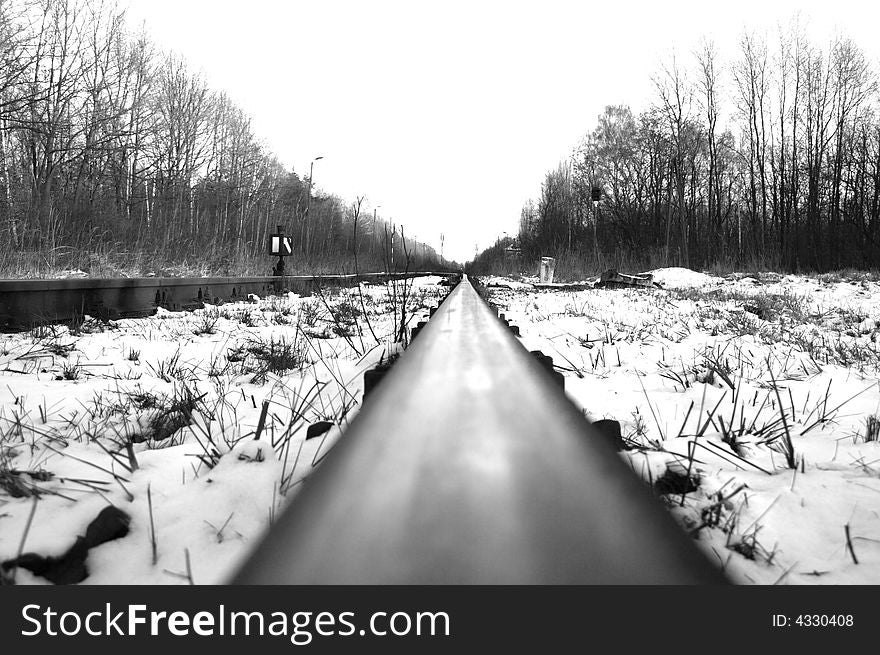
653,51,695,266
696,39,721,262
733,31,771,256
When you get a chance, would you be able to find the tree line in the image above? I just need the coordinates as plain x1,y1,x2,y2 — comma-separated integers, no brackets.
0,0,439,275
512,21,880,275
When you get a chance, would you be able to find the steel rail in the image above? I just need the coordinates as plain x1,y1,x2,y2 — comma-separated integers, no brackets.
0,272,444,330
232,276,728,584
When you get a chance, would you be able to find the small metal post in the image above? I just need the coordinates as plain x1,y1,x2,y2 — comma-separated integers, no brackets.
271,225,286,277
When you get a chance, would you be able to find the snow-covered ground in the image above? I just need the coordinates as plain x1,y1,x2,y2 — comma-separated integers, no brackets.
484,267,880,584
4,268,878,585
0,276,446,584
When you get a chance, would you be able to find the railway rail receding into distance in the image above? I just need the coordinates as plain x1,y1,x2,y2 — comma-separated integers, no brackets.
232,275,729,584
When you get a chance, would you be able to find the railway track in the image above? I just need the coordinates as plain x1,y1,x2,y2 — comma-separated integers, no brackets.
233,275,728,584
0,272,443,330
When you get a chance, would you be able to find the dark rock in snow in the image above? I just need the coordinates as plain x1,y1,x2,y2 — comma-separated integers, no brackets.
1,505,130,585
653,462,700,496
306,421,334,440
83,506,131,546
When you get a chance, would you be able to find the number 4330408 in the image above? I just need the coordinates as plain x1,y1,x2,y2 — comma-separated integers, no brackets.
772,615,854,627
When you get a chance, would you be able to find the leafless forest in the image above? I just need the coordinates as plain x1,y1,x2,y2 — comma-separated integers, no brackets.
0,0,440,277
475,22,880,277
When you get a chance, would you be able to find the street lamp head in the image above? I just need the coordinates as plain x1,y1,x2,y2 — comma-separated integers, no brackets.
313,156,324,162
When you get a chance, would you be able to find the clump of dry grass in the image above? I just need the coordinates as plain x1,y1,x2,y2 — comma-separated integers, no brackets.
861,415,879,443
192,310,220,336
59,361,81,381
147,350,198,383
243,333,310,384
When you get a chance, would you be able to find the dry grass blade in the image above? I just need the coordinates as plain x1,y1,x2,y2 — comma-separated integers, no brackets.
636,372,665,441
5,496,39,584
696,440,772,475
148,483,158,565
844,524,859,565
767,359,797,470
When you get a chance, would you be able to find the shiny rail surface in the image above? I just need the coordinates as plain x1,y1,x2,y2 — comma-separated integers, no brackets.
0,272,445,330
232,276,728,584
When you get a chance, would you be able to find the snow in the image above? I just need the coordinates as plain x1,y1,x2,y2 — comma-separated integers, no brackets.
649,267,718,289
480,275,536,290
484,268,880,584
4,267,878,585
0,276,444,585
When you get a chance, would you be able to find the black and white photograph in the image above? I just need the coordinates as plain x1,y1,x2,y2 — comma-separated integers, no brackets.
0,0,879,637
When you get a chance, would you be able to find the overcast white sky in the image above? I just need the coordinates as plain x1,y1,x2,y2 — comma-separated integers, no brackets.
124,0,880,262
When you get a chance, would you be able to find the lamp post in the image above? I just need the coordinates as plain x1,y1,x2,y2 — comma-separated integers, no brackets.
304,155,323,255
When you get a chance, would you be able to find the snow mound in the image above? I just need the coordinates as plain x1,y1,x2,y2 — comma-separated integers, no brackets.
649,267,718,289
480,275,534,290
54,269,89,278
230,439,278,464
410,275,446,287
859,317,878,334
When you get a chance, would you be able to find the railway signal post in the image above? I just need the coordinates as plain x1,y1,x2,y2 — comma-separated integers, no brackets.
269,225,293,278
